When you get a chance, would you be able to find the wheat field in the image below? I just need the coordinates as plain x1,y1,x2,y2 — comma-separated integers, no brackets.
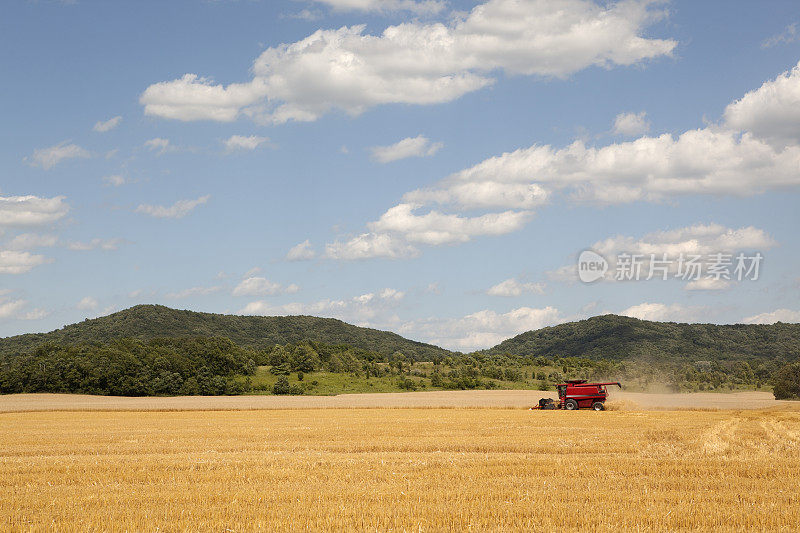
2,407,800,531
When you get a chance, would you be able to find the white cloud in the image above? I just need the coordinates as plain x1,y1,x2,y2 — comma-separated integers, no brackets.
239,287,404,324
0,196,70,227
223,134,270,152
286,239,316,261
399,306,563,351
135,195,210,219
684,278,731,291
6,233,58,250
27,142,90,170
243,266,262,278
325,232,419,260
232,277,300,297
723,60,800,146
76,296,98,310
427,128,800,207
368,203,532,245
308,0,446,15
761,23,798,49
325,62,800,261
487,278,545,297
370,135,443,163
620,302,707,322
389,63,800,239
550,223,776,285
165,286,222,299
287,8,323,21
324,203,532,260
20,308,49,320
67,238,126,251
0,295,45,320
592,223,777,258
741,309,800,324
612,111,650,136
144,137,175,154
406,181,549,210
103,175,127,187
141,0,675,124
93,116,122,132
0,250,51,274
0,299,26,318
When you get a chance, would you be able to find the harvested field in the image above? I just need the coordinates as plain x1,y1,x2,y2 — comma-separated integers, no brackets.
2,407,800,531
0,390,788,412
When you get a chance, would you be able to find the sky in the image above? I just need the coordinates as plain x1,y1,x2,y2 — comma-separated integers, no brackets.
1,0,800,351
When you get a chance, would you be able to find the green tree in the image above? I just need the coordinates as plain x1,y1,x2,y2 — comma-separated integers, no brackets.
289,344,320,373
272,376,291,395
773,362,800,400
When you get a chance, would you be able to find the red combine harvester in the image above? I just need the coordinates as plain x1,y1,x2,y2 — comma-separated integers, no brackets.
534,380,622,411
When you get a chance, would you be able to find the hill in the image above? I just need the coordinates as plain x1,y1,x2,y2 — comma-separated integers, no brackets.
481,314,800,364
0,305,453,361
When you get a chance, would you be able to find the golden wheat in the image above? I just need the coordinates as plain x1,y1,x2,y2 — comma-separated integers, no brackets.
2,407,799,531
0,389,786,412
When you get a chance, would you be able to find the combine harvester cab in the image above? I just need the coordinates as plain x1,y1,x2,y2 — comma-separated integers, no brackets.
558,380,622,411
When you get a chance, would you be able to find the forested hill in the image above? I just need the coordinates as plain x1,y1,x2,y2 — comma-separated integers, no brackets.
482,314,800,364
0,305,453,361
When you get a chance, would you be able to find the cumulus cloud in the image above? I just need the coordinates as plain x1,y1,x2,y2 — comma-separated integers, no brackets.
684,278,732,291
325,232,419,260
325,203,535,260
239,287,404,324
0,289,49,320
551,223,776,285
325,62,800,261
143,137,175,154
135,195,210,219
399,306,563,351
0,196,70,227
487,278,545,297
6,233,58,250
741,308,800,324
406,182,549,210
223,134,271,152
93,116,122,132
165,286,222,299
723,60,800,146
141,0,675,124
307,0,446,15
232,277,299,297
67,238,126,251
286,239,316,261
0,297,47,320
0,298,26,318
0,250,51,274
420,128,800,207
76,296,98,310
592,223,777,258
370,135,443,163
761,23,798,49
620,302,708,322
103,175,127,187
612,111,650,136
27,142,90,170
368,203,532,245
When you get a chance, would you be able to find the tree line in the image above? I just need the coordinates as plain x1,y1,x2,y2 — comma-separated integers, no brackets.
1,335,798,399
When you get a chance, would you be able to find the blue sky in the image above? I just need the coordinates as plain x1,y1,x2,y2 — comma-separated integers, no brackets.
1,0,799,350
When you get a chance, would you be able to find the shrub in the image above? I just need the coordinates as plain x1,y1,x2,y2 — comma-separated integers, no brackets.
272,376,291,395
773,362,800,400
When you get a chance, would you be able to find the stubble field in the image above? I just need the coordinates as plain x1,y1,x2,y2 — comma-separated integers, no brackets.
2,403,800,531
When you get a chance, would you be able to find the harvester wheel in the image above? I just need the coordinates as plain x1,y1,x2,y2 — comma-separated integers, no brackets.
592,401,605,411
564,399,578,410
